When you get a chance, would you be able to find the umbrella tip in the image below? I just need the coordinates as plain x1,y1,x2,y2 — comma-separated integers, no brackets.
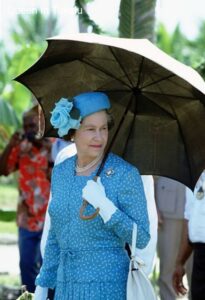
132,87,141,96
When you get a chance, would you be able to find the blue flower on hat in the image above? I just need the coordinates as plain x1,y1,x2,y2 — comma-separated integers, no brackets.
50,98,81,137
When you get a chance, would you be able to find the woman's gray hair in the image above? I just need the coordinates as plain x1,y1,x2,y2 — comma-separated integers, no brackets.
64,110,114,142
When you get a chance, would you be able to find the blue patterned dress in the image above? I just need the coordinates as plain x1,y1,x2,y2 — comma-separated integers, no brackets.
36,153,150,300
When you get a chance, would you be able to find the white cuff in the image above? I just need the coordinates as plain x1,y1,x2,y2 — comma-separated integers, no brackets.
99,198,117,223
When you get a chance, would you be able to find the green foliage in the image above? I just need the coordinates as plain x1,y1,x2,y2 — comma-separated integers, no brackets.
0,43,11,94
6,43,46,113
11,10,59,45
0,183,18,211
0,274,20,287
17,291,34,300
156,23,190,63
0,220,17,234
75,0,103,33
0,182,18,233
118,0,157,40
0,99,20,149
156,21,205,80
196,61,205,79
0,10,58,147
0,210,16,222
0,99,19,127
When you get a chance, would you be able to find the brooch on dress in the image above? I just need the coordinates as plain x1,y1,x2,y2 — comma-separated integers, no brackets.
105,168,115,177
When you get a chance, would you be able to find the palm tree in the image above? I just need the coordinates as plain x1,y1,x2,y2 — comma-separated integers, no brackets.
156,21,205,78
156,23,190,64
75,0,157,40
74,0,103,33
11,9,59,45
118,0,157,41
0,10,60,139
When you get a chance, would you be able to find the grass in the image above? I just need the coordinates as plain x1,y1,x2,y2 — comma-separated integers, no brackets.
0,183,18,211
0,184,19,293
0,220,17,234
0,274,20,287
0,183,18,235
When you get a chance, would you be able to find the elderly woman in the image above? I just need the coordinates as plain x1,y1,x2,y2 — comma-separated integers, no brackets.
35,92,150,300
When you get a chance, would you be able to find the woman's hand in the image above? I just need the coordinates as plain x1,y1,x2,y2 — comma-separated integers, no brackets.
82,177,117,223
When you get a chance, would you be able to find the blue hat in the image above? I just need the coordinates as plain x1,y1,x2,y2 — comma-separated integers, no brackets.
50,92,111,137
73,92,110,118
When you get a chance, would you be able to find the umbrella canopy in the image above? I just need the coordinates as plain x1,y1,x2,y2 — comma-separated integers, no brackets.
15,33,205,190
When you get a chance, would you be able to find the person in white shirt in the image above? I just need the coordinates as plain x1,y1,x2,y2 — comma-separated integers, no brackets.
172,171,205,300
35,144,158,299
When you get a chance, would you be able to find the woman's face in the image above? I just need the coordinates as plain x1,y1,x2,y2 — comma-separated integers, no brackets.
74,110,109,161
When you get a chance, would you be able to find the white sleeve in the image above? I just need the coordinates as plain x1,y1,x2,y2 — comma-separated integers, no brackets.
54,143,76,165
135,175,158,276
40,194,51,257
34,285,48,300
184,187,195,220
40,143,77,257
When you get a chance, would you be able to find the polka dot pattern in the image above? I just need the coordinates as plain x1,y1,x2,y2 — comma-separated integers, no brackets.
36,153,150,299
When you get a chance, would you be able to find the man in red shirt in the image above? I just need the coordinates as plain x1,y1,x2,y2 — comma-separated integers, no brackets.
0,106,53,292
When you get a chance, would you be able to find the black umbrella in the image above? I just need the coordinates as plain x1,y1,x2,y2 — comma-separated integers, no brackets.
15,33,205,191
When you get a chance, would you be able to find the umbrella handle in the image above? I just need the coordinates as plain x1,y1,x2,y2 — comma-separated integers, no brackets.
79,199,100,220
79,175,100,220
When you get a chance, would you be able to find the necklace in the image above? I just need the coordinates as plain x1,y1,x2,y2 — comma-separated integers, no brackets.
75,152,103,173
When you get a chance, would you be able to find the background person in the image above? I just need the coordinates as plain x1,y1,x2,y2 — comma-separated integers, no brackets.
51,138,71,161
154,176,192,300
173,171,205,300
0,106,53,293
34,92,150,300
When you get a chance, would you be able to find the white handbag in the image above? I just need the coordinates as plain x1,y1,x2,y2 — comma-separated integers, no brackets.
127,223,157,300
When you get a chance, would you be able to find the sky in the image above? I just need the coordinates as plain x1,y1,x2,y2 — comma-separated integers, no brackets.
0,0,205,43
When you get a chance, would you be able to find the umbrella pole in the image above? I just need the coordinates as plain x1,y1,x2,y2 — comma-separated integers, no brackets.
80,94,134,220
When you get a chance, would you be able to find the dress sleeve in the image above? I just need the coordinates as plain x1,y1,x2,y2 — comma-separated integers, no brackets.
35,214,60,289
104,167,150,249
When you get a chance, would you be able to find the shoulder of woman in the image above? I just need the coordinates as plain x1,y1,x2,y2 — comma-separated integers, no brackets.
53,154,75,172
107,153,140,175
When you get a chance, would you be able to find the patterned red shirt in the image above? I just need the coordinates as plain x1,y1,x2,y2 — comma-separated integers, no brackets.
7,139,52,231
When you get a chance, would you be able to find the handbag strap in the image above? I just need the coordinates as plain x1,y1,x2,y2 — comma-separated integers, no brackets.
131,223,137,258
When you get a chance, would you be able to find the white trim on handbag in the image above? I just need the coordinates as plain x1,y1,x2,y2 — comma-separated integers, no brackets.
127,223,157,300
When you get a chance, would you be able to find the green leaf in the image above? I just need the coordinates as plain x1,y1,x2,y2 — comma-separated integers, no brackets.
118,0,157,40
0,99,19,127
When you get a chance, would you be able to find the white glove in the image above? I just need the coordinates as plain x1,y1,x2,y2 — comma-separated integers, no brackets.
34,285,48,300
82,177,117,223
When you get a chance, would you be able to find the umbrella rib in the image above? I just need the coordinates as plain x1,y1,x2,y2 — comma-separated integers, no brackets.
122,95,137,157
136,57,144,88
108,46,135,88
143,91,197,100
79,58,133,90
141,74,175,89
142,73,199,99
